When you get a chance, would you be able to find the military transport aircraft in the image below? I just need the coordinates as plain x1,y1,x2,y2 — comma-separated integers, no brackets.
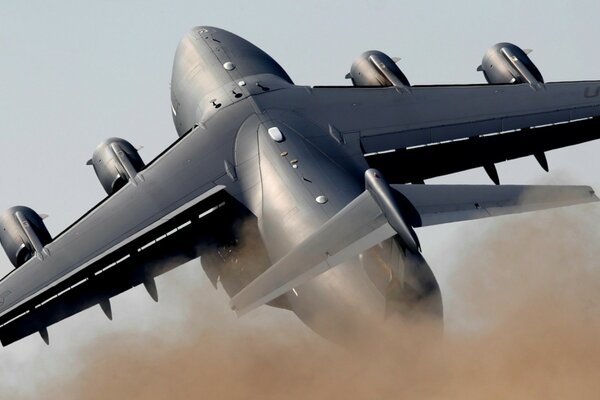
0,26,599,346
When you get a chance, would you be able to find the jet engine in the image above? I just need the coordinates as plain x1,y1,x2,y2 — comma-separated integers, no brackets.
346,50,411,88
87,138,145,195
477,42,544,85
0,206,52,268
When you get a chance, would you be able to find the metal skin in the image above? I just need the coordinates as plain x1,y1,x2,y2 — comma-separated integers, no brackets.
3,26,600,346
170,27,441,339
170,27,293,136
0,207,51,268
89,138,145,195
478,42,544,85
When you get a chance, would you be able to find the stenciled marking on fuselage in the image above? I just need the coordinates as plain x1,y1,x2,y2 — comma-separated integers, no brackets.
584,86,600,98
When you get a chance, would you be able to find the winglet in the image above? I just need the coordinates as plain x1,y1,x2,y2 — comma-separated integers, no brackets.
524,49,533,55
86,159,93,166
391,57,401,63
476,65,484,72
344,72,352,79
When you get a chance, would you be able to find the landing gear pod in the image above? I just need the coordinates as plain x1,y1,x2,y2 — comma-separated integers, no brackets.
0,206,52,268
477,42,544,85
87,138,145,195
346,50,411,88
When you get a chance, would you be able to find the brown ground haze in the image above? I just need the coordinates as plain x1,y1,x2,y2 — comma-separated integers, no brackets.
29,204,600,399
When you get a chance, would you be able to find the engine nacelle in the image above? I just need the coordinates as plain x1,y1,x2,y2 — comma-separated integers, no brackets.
88,138,145,195
0,206,52,268
477,42,544,85
346,50,410,88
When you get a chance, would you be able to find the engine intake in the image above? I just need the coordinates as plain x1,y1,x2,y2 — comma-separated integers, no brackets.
346,50,410,89
0,206,52,268
88,138,145,195
477,42,544,85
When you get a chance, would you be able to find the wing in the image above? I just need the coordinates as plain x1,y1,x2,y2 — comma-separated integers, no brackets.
0,186,251,346
0,123,247,346
231,180,598,315
366,117,600,183
264,81,600,182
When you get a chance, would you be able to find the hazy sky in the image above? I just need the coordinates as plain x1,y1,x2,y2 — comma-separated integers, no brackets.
2,0,600,395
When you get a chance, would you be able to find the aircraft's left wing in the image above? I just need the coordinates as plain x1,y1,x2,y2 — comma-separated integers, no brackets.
0,185,247,346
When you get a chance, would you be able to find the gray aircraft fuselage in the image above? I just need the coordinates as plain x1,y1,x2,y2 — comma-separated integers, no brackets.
170,27,441,338
3,24,600,347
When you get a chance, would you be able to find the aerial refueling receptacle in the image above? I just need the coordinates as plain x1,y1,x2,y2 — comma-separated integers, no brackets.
87,138,145,195
477,43,544,85
346,50,411,88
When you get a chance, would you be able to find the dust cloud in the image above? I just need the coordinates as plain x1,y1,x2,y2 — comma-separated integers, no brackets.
10,203,600,399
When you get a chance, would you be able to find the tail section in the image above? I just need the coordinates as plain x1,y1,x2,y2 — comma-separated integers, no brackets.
230,169,598,316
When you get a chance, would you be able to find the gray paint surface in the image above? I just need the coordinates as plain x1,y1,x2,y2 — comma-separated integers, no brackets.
0,26,598,345
1,3,600,390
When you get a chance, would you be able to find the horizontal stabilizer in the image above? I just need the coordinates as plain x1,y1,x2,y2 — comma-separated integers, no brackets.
231,178,597,316
393,184,598,227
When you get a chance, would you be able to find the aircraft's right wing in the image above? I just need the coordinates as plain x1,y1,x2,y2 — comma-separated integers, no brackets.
262,81,600,183
230,173,598,316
